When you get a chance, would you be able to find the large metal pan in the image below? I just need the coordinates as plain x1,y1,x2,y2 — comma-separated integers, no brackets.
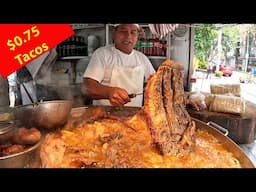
8,106,252,168
71,106,255,168
193,118,254,168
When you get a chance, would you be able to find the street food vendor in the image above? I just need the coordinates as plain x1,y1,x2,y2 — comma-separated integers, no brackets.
82,24,155,107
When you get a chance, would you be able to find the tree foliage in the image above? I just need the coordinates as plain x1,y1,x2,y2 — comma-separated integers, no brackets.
194,24,217,64
221,25,240,58
194,24,240,67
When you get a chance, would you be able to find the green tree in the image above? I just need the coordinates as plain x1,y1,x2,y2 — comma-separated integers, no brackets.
194,24,240,68
221,25,240,58
194,24,217,66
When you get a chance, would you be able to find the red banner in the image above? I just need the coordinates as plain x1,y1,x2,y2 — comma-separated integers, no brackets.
0,24,74,78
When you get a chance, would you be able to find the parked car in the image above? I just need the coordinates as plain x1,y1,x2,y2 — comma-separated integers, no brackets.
240,69,256,83
212,64,233,77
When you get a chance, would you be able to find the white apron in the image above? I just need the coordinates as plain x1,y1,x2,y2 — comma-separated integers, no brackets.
93,65,144,107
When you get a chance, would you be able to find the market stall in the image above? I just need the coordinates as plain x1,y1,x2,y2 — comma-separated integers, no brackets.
0,60,254,168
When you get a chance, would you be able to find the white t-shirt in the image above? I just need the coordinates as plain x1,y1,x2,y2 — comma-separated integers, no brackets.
83,45,155,84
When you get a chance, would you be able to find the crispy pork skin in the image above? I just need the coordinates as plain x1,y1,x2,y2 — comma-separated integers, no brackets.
40,132,66,168
143,64,173,155
143,60,195,155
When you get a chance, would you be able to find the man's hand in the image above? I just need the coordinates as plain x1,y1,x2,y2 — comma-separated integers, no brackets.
109,87,131,106
83,78,131,106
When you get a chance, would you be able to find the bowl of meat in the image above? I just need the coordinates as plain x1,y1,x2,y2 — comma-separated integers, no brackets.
0,123,42,168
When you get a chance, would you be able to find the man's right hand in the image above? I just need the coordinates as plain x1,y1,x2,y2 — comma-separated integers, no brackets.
109,87,131,106
83,78,131,106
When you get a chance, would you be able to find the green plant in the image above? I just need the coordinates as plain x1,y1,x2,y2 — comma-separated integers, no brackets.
194,24,239,66
215,70,223,77
194,24,217,64
198,60,207,69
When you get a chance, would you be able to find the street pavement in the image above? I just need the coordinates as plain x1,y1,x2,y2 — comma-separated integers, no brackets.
191,70,256,104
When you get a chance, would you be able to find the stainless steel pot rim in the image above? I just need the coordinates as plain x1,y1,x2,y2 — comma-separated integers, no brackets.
14,100,73,109
0,138,42,160
0,121,15,135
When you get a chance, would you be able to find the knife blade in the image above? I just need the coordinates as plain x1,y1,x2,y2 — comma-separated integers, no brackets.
128,93,143,98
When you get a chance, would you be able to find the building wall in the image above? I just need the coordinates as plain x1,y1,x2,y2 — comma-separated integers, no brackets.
170,24,194,91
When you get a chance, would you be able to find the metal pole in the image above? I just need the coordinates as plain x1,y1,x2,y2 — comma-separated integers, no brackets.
105,24,109,46
244,32,249,72
167,31,171,59
216,25,222,71
20,82,34,103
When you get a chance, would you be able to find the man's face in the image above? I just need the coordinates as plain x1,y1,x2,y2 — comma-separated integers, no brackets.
112,24,139,54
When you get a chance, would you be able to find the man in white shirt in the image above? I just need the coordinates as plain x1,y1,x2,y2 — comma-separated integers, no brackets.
82,24,155,107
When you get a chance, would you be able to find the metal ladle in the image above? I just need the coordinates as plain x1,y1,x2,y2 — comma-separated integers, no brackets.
20,82,35,103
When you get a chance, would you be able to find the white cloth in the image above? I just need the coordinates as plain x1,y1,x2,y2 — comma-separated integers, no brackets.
7,72,17,87
83,45,155,106
113,24,140,30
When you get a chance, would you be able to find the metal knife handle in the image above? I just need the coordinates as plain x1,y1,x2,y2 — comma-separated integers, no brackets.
128,93,136,98
128,93,143,98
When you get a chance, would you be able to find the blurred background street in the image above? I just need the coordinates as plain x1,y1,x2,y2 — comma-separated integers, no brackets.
191,70,256,104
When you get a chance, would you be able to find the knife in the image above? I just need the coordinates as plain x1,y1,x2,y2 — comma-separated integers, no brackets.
128,93,143,98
